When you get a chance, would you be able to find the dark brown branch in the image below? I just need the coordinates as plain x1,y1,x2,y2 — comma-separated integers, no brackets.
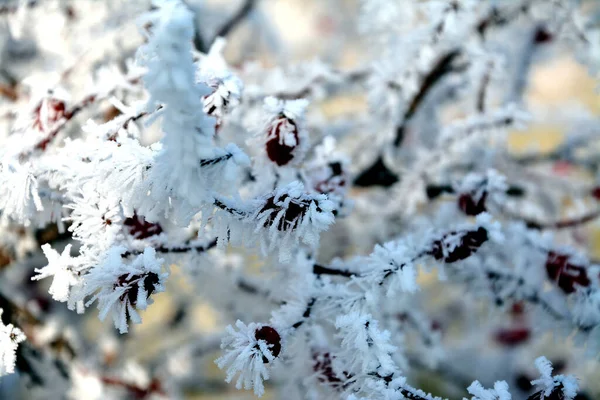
291,298,316,329
313,263,356,278
425,183,525,200
200,153,233,167
393,50,461,147
100,376,165,399
213,198,248,218
477,62,492,113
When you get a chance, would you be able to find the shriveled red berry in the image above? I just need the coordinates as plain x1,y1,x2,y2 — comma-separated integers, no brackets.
254,326,281,363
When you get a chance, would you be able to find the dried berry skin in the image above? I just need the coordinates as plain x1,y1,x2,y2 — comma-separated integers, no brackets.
254,326,281,363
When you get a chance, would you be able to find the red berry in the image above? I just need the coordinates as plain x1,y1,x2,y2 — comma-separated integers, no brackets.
494,327,530,346
265,117,299,166
124,213,163,239
254,326,281,363
545,251,590,294
429,228,489,263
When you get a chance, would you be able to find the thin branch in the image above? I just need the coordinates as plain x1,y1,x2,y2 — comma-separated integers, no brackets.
200,153,233,167
393,50,461,147
313,263,356,278
122,239,218,258
209,0,256,47
476,61,493,113
504,209,600,230
291,298,316,329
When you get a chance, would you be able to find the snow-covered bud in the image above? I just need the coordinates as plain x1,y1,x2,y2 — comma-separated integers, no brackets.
214,182,335,262
262,97,309,166
258,191,321,232
79,247,167,333
254,182,335,250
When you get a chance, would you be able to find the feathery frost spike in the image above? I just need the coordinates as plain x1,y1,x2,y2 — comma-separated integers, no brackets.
0,309,26,377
